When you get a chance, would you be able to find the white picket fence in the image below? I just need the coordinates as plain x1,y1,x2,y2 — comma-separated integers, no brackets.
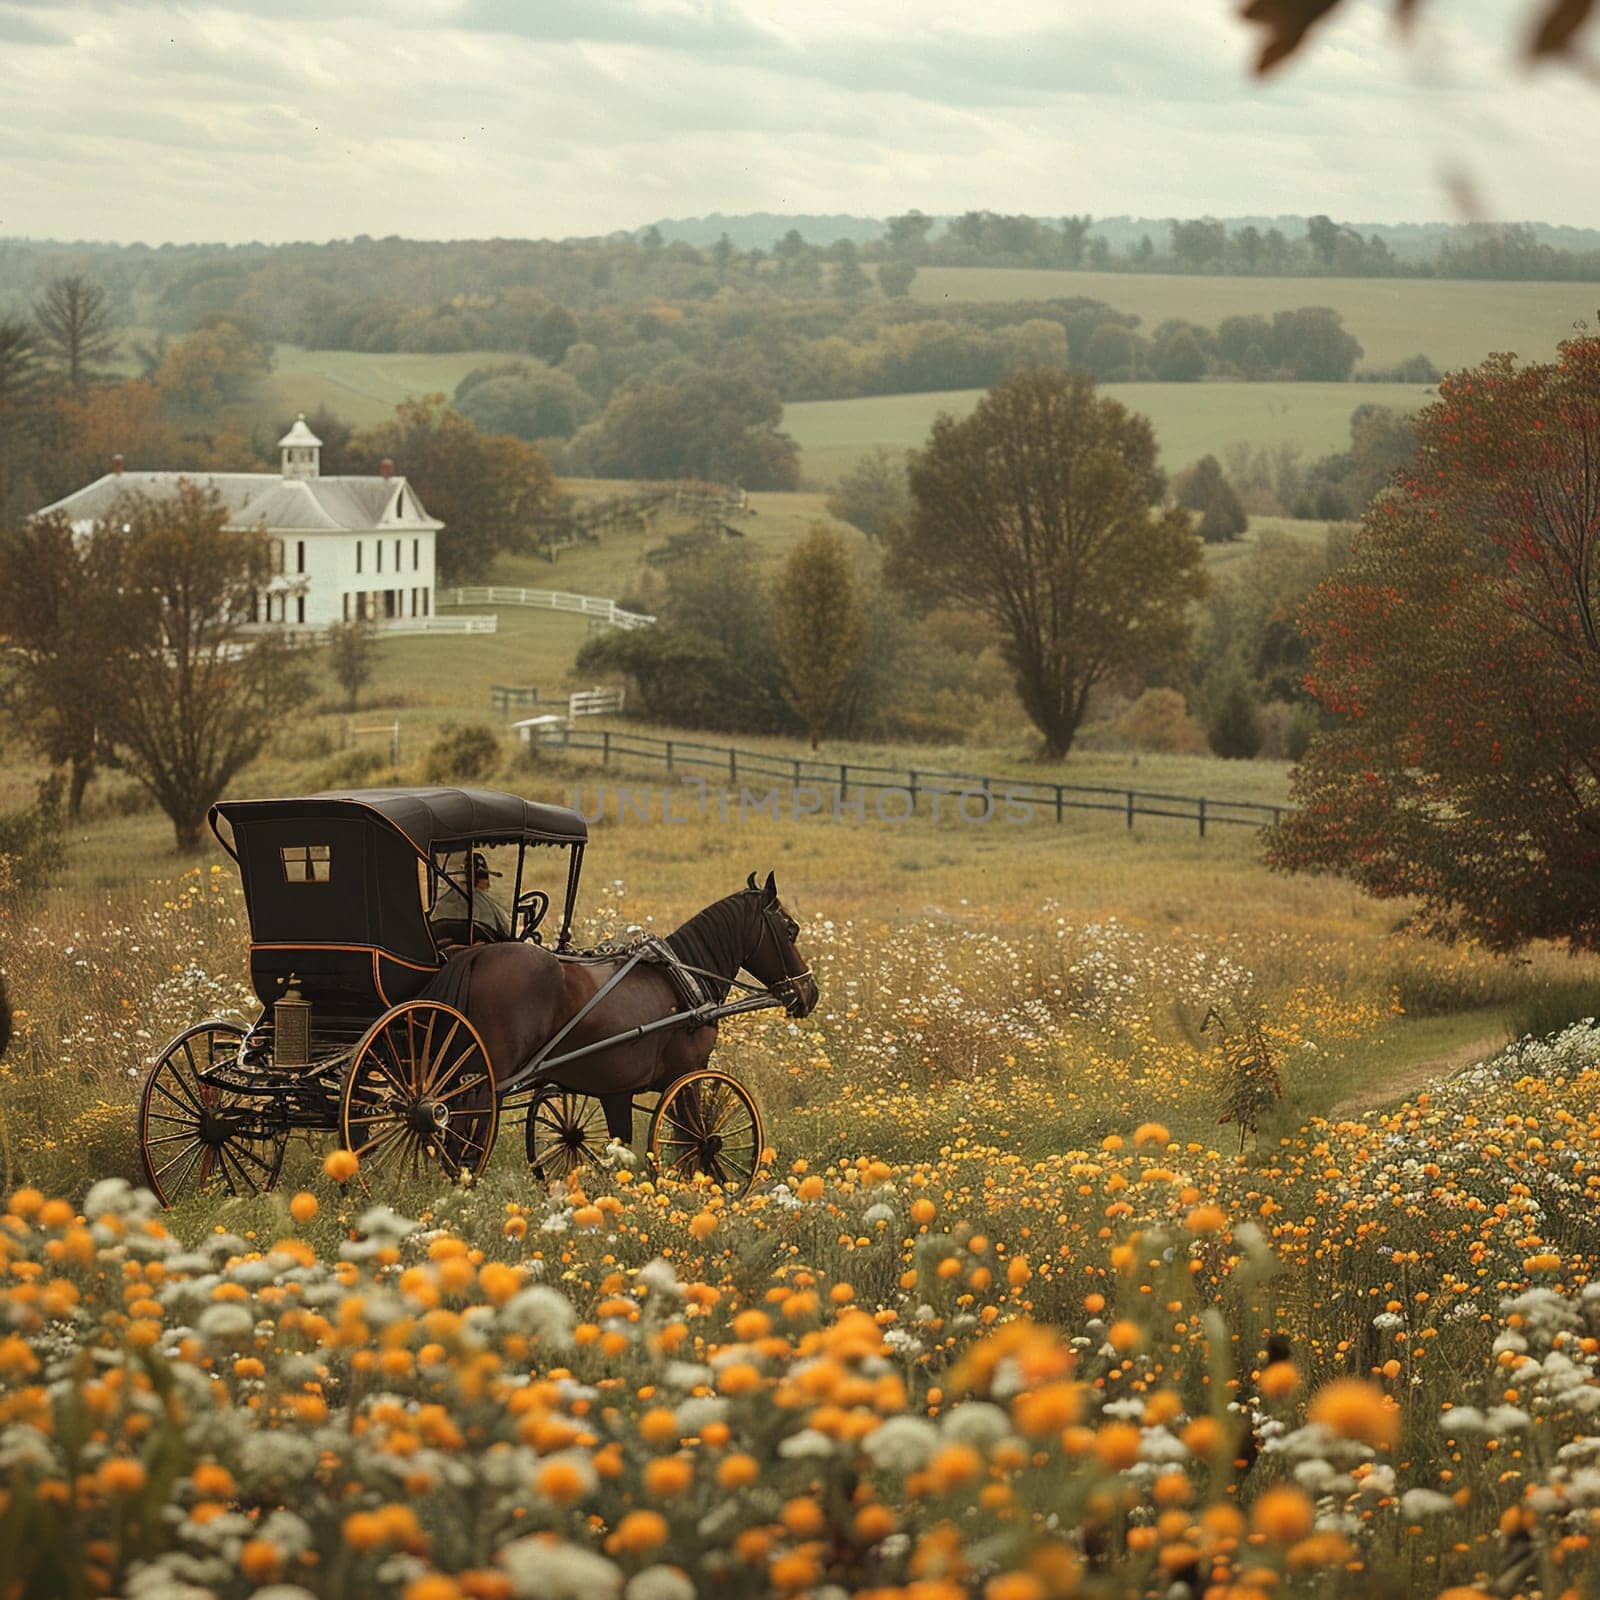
511,686,626,743
438,586,656,630
240,614,498,645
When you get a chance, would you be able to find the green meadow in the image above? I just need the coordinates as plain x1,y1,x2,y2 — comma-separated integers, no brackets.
783,380,1435,484
910,265,1600,370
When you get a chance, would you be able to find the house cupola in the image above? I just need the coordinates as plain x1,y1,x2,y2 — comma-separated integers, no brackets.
277,413,322,481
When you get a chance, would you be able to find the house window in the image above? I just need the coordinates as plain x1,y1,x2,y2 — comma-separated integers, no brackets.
281,844,331,884
296,540,305,573
356,542,363,575
413,538,420,569
423,588,430,616
395,538,401,571
343,594,350,621
271,539,284,575
397,490,405,518
377,540,383,574
296,596,305,624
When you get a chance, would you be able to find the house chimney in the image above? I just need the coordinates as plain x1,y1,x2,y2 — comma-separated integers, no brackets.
380,457,395,479
112,453,124,476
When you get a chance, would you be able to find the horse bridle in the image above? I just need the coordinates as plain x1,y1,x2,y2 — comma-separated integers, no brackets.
752,892,814,1016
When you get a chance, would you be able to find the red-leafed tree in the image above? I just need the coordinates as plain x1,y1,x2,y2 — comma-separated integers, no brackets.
1268,335,1600,949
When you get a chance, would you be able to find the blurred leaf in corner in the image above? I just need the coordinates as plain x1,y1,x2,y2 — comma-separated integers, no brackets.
1239,0,1347,73
1241,0,1600,71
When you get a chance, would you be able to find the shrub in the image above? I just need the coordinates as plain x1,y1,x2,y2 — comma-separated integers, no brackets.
423,723,502,784
1201,664,1263,760
1117,688,1207,754
0,778,64,896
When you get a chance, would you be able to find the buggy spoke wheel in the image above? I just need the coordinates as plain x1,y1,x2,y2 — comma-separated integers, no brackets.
648,1070,764,1196
339,1002,498,1186
138,1023,286,1209
524,1088,610,1183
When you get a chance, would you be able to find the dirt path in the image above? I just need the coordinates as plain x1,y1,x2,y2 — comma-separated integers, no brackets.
1329,1030,1510,1119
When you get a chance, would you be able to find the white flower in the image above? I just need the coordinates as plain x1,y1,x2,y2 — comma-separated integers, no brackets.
941,1402,1010,1447
500,1286,576,1346
625,1567,695,1600
353,1205,418,1240
197,1304,254,1344
637,1259,682,1297
498,1537,623,1599
778,1429,834,1459
861,1416,938,1473
1398,1488,1453,1520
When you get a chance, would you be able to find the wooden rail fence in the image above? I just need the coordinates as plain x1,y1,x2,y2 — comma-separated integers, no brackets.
531,726,1285,836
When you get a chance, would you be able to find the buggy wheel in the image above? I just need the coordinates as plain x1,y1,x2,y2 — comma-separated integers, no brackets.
524,1086,610,1184
138,1023,286,1208
647,1070,764,1195
339,1002,497,1185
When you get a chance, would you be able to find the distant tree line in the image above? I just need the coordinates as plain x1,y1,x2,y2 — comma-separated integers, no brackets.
5,216,1598,351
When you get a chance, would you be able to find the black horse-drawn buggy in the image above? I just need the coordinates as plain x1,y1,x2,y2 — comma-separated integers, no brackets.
136,787,816,1206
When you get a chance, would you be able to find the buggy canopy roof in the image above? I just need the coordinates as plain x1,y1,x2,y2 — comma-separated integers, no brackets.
210,787,587,862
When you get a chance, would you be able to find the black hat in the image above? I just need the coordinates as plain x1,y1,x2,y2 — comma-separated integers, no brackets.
472,850,502,879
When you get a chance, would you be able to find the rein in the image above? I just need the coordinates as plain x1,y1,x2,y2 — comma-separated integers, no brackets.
664,891,812,1016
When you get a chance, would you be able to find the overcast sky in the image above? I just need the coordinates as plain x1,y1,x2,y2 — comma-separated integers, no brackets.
1,0,1597,244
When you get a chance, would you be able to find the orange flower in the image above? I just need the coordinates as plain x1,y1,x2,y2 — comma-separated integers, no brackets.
290,1191,319,1223
1260,1360,1300,1401
535,1459,589,1504
323,1149,359,1183
643,1456,693,1497
1308,1378,1400,1449
97,1459,147,1496
239,1540,282,1582
1093,1422,1143,1472
1133,1122,1171,1148
717,1453,760,1490
608,1510,669,1554
1252,1485,1315,1543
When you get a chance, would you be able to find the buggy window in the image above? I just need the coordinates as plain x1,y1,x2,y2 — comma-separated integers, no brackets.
281,844,332,884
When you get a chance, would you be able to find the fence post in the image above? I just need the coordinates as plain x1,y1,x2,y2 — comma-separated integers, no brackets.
729,748,738,786
1055,785,1064,825
909,770,920,814
1126,791,1135,829
793,758,802,787
1197,796,1207,839
666,740,674,774
602,730,611,766
839,764,849,798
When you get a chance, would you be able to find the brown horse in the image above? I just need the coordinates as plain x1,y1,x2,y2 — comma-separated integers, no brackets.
423,870,817,1143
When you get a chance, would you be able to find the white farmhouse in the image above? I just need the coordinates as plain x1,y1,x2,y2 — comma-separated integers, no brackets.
35,416,447,630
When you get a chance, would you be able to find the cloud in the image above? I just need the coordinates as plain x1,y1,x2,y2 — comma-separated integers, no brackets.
0,0,1596,243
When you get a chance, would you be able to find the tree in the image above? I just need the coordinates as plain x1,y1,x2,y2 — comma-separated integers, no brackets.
773,526,865,749
327,618,379,711
828,240,872,300
1176,456,1249,543
154,318,273,416
453,362,596,440
0,512,129,816
877,261,917,298
1154,329,1208,382
826,448,911,541
886,211,935,259
348,396,557,581
570,370,799,489
33,274,118,391
529,305,579,365
0,319,44,515
1269,336,1600,950
101,482,313,851
1201,658,1264,758
889,370,1207,758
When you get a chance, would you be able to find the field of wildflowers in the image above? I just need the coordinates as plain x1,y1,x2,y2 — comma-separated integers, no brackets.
8,847,1600,1596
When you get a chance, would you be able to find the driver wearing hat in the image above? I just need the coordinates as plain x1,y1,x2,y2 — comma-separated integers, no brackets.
430,849,513,941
